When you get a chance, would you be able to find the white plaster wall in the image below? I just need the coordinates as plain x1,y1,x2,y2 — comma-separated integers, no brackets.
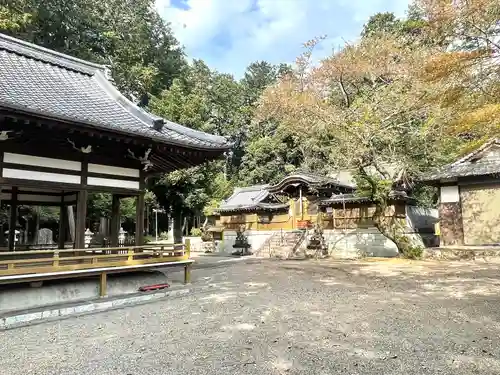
217,230,275,254
440,185,460,203
189,227,431,258
183,236,203,252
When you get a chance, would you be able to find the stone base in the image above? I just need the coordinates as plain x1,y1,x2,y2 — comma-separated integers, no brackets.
423,246,500,260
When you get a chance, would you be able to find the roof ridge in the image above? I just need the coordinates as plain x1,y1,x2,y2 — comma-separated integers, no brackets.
0,33,106,75
93,71,159,129
451,138,500,167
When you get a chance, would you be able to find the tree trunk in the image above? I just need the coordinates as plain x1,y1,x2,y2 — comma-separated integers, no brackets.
372,200,416,258
173,213,183,244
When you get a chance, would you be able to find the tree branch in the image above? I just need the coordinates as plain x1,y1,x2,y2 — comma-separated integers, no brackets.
338,72,351,108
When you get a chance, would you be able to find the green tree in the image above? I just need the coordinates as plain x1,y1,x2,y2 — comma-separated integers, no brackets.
0,0,186,98
257,34,456,258
361,12,401,37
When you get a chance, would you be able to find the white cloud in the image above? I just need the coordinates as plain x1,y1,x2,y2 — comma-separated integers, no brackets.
156,0,411,77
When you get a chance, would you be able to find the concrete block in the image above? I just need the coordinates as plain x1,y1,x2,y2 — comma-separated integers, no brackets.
5,312,42,326
73,304,95,314
94,301,113,310
59,307,76,316
41,309,60,319
121,296,143,305
111,298,128,307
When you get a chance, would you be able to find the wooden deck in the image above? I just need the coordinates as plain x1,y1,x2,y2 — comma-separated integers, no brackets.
0,241,193,296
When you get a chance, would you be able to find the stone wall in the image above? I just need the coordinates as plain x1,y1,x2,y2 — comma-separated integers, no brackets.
438,202,464,246
323,228,431,259
217,230,277,253
323,229,398,258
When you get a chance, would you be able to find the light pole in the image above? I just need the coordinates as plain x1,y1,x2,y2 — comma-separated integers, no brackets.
152,208,165,242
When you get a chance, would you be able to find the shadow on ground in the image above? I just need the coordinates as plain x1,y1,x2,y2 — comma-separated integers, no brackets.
1,257,500,374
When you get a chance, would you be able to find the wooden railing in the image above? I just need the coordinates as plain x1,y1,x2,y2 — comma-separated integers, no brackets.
0,241,191,278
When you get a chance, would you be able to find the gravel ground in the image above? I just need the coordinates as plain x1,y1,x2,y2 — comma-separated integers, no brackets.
1,258,500,375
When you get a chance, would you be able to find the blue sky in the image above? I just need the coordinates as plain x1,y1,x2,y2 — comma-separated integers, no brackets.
156,0,411,77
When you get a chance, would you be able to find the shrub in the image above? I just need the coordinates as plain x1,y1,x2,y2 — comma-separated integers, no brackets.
159,231,169,241
190,227,202,237
403,245,423,260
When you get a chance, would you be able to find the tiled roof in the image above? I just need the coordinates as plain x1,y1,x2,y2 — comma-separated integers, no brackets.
217,185,272,213
422,139,500,183
216,185,291,213
267,173,355,193
0,33,230,150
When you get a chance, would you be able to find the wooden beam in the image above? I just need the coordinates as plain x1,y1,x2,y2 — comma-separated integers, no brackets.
110,194,121,247
8,187,18,251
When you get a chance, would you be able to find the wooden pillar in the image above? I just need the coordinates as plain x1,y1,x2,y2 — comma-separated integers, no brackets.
75,190,88,249
110,194,121,247
99,272,107,298
184,263,192,284
0,186,4,247
8,187,18,251
58,196,67,249
135,192,145,246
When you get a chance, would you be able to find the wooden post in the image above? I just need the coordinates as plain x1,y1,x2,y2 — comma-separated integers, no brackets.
34,206,40,244
58,195,67,249
185,238,191,259
99,272,107,298
135,191,145,246
184,263,192,284
53,250,60,267
110,194,121,247
75,190,88,249
8,187,18,251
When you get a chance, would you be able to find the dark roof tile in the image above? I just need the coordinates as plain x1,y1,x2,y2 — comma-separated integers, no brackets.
0,33,230,150
422,139,500,182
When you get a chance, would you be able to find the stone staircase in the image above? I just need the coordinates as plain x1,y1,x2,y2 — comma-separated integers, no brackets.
257,230,306,259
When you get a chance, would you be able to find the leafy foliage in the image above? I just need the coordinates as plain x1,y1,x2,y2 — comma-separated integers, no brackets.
2,0,497,255
0,0,186,98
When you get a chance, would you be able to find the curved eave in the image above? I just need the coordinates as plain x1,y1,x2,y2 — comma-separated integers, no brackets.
216,205,289,214
94,73,231,151
0,103,231,152
267,175,353,194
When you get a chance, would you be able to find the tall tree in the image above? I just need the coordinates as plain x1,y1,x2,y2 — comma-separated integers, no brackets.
361,12,400,37
416,0,500,146
257,34,454,258
0,0,186,98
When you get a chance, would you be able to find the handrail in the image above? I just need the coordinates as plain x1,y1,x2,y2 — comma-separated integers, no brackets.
0,250,186,265
0,243,184,256
0,240,191,278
